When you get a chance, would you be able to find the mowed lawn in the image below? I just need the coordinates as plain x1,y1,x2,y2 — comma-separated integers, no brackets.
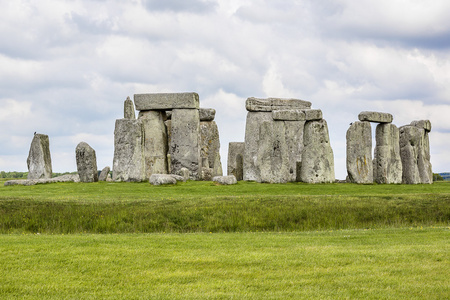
1,228,448,299
0,180,449,298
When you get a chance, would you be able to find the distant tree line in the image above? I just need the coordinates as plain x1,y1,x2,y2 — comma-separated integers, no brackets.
0,171,77,179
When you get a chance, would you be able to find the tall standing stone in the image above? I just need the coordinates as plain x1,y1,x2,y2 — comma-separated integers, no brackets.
124,96,135,119
27,134,52,179
169,109,201,180
200,120,223,178
139,110,168,178
76,142,98,183
300,119,335,183
399,125,422,184
346,121,372,183
283,120,305,182
228,142,244,181
113,119,145,182
411,120,432,184
374,123,402,184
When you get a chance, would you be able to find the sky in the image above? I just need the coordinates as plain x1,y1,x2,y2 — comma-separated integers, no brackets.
1,0,450,180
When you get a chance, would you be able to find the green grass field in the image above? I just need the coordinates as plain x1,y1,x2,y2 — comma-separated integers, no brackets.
0,180,449,298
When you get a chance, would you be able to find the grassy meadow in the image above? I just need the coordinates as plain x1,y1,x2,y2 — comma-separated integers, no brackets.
0,179,449,298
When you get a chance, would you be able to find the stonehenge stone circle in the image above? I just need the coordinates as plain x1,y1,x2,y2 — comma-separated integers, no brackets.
300,119,335,183
134,92,199,110
76,142,98,183
374,123,402,184
358,111,393,123
346,121,373,183
227,142,244,181
113,119,145,182
27,133,52,180
124,96,136,119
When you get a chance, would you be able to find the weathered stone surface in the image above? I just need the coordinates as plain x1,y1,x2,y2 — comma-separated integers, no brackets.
124,96,135,119
76,142,98,183
169,174,186,182
411,120,431,132
27,134,52,180
177,167,190,181
113,119,145,182
199,108,216,121
227,142,245,181
243,112,272,181
200,121,223,178
257,120,290,183
304,109,323,121
346,121,373,183
213,175,237,185
4,174,80,186
399,125,422,184
149,174,177,185
418,131,433,184
300,119,335,183
169,109,201,180
374,123,402,184
98,166,110,181
358,111,393,123
201,167,213,181
246,97,311,112
139,110,168,178
165,111,172,119
272,109,306,121
134,93,199,110
283,120,305,182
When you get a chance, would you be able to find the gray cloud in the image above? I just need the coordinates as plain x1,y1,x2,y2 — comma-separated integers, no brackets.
142,0,217,13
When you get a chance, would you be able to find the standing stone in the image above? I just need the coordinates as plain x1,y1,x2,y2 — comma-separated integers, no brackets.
374,123,402,184
113,119,145,182
257,120,290,183
411,120,432,184
228,142,245,181
27,134,52,180
243,112,273,181
169,109,201,180
76,142,98,183
346,121,373,183
124,96,135,119
300,119,335,183
139,110,168,178
200,120,223,178
98,166,111,181
283,120,305,182
399,125,422,184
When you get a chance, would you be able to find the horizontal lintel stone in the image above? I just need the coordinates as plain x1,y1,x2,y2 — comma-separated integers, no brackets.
199,108,216,121
134,92,199,110
410,120,431,132
358,111,393,123
272,109,322,121
246,97,311,112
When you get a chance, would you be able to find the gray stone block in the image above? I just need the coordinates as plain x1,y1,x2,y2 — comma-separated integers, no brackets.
272,109,306,121
374,123,402,184
283,120,305,182
399,125,422,184
27,133,52,180
300,119,335,183
411,120,431,132
199,108,216,121
346,121,373,183
213,175,237,185
134,93,199,110
227,142,245,181
358,111,393,123
149,174,177,185
113,119,146,182
76,142,98,183
124,96,135,119
200,120,223,178
98,166,111,181
169,109,201,180
139,110,169,178
246,97,311,112
304,109,323,121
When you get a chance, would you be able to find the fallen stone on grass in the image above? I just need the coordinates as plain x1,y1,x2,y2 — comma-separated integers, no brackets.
4,174,80,186
212,175,237,185
149,174,177,185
